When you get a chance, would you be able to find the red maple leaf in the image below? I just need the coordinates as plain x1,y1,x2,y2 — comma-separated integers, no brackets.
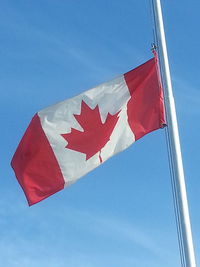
61,100,120,162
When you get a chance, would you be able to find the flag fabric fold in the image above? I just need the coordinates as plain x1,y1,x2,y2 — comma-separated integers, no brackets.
11,54,166,205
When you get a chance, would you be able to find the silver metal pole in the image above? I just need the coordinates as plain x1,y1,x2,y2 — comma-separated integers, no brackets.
152,1,196,266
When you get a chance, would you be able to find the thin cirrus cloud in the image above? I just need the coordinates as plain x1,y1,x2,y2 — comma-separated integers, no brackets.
0,200,175,267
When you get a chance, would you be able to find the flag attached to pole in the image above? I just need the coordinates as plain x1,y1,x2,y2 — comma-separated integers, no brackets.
11,54,166,205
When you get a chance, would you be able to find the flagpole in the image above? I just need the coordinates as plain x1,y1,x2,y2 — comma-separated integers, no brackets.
152,0,196,266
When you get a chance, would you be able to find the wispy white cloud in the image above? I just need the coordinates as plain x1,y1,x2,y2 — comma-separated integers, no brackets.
66,208,172,257
0,198,177,267
1,2,143,81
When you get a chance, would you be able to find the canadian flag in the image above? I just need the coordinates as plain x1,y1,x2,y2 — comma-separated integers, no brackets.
11,54,166,205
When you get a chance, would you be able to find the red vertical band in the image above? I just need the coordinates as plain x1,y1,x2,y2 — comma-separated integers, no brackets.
124,56,166,140
11,114,65,206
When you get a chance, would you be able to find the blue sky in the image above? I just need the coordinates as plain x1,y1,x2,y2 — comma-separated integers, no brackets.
1,0,200,266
